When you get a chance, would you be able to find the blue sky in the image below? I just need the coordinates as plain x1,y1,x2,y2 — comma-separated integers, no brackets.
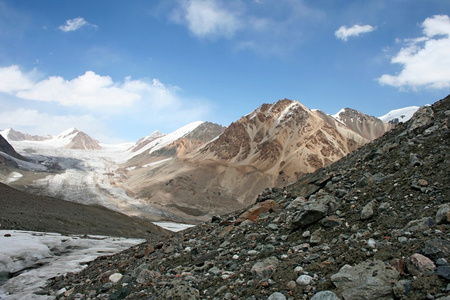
0,0,449,143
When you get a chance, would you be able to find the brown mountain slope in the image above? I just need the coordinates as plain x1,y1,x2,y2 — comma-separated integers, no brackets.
0,182,169,238
123,99,373,221
62,129,102,150
327,107,394,140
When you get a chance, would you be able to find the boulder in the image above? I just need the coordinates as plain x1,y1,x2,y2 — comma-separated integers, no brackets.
331,259,399,300
406,253,436,277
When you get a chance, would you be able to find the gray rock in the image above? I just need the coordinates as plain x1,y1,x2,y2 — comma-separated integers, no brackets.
109,288,129,300
250,256,279,279
409,153,423,167
286,198,305,210
292,193,339,228
159,282,200,299
310,291,340,300
192,250,219,266
436,203,450,224
393,280,412,298
331,259,399,300
292,207,327,228
321,216,342,228
403,217,434,232
422,239,450,260
268,292,286,300
361,200,376,220
136,269,160,284
377,202,391,214
437,266,450,280
407,105,434,136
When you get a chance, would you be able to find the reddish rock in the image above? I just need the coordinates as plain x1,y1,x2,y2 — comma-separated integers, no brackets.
390,258,406,275
235,200,279,224
407,253,436,277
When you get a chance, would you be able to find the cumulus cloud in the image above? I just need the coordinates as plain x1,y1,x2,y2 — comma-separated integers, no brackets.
0,65,35,93
378,15,450,90
58,17,96,32
0,65,211,141
335,24,376,41
16,71,140,109
0,66,185,110
171,0,242,39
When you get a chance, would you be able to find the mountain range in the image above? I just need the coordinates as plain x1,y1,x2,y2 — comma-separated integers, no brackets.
0,100,417,223
41,94,450,299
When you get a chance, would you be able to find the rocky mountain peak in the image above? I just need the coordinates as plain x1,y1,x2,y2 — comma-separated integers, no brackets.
199,99,366,177
64,131,102,150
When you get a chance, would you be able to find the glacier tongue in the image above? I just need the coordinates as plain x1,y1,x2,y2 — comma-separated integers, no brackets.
0,230,145,300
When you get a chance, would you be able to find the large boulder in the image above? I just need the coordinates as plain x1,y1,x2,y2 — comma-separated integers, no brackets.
331,259,399,300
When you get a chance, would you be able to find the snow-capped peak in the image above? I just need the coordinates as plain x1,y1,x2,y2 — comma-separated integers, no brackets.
56,127,79,139
378,106,420,124
331,108,348,125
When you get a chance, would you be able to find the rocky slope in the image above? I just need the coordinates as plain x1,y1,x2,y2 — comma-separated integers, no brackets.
43,95,450,299
0,182,169,238
123,99,383,221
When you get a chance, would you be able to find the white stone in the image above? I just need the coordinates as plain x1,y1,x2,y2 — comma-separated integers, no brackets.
296,274,313,285
109,273,123,283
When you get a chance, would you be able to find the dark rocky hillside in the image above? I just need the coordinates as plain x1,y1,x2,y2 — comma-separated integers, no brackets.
0,183,169,238
45,95,449,299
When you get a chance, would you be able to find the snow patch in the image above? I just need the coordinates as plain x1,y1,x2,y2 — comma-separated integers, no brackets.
4,172,23,184
153,222,196,232
142,158,172,168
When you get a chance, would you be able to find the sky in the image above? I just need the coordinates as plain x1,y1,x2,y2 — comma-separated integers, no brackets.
0,0,449,143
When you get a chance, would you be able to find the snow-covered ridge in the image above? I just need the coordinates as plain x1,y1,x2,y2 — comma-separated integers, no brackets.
130,121,204,156
378,106,420,124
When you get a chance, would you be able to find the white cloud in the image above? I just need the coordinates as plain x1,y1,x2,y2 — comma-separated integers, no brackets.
0,65,35,93
58,17,96,32
0,67,186,110
0,108,104,137
335,24,376,41
0,65,212,141
378,15,450,90
171,0,242,39
16,71,140,109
